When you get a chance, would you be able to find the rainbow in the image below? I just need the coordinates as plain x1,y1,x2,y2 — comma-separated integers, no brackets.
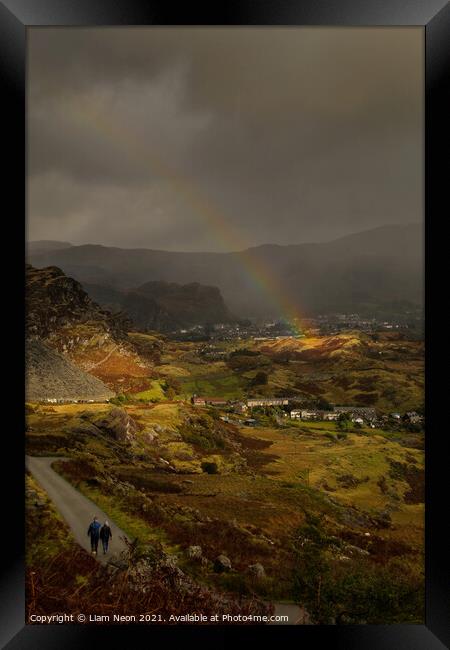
63,101,304,335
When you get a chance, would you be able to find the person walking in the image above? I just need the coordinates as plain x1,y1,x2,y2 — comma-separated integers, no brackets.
100,520,112,555
87,516,101,555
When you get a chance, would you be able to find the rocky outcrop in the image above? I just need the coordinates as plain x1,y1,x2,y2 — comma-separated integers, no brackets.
26,264,125,343
26,264,153,392
84,280,234,333
213,554,232,573
95,408,140,443
246,563,266,580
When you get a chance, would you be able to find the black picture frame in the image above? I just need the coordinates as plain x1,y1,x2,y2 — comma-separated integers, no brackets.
2,1,449,648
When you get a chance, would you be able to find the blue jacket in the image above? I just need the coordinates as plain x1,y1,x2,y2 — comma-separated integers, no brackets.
87,521,101,538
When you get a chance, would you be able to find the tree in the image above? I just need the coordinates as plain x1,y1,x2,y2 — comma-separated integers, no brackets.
317,397,333,411
337,412,352,431
253,371,268,386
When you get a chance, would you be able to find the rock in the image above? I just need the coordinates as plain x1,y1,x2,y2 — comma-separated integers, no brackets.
344,544,370,557
214,554,232,573
96,408,140,443
247,563,266,579
186,545,202,560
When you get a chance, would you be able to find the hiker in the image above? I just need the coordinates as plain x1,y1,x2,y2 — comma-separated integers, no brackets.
100,520,112,554
87,516,101,555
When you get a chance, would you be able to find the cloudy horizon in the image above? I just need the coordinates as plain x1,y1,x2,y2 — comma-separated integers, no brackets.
27,27,423,253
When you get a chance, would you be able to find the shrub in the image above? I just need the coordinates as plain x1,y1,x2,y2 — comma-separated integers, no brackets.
291,512,424,624
201,461,219,474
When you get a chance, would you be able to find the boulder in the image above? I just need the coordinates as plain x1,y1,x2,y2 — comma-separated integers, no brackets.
95,408,140,443
214,554,232,573
186,545,203,560
247,563,266,579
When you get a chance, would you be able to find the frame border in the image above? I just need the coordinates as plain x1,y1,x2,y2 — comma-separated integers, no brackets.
2,1,449,648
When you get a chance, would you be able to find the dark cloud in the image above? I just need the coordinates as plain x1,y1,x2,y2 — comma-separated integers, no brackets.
27,27,423,251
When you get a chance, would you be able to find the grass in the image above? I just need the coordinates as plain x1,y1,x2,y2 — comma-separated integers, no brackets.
235,423,424,534
132,379,167,402
26,474,75,565
180,372,243,399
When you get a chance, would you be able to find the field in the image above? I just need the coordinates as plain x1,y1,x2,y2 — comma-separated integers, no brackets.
26,330,425,623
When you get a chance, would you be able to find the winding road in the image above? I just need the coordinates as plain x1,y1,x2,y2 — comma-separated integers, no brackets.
26,455,129,564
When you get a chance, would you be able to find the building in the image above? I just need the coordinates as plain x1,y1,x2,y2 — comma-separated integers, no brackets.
247,398,289,408
290,409,339,421
300,409,322,420
322,411,339,421
333,406,377,422
405,411,424,424
192,396,228,407
233,402,249,414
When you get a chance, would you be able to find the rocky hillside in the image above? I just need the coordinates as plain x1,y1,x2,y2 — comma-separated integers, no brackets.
26,340,114,402
26,265,153,394
26,264,125,343
83,280,234,332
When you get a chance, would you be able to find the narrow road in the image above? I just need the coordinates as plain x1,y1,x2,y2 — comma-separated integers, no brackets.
26,456,129,565
26,456,308,623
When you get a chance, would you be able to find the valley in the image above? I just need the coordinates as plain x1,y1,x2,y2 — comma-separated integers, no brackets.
26,301,424,623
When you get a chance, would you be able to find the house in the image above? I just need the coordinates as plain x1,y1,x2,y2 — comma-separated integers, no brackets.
334,406,377,422
406,411,424,424
234,402,249,414
192,396,228,407
205,398,228,406
390,412,402,420
353,417,364,425
291,409,338,421
247,398,289,408
299,409,322,420
322,411,339,421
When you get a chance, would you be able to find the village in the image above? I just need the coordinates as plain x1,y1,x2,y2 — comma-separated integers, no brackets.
190,394,424,429
169,309,424,344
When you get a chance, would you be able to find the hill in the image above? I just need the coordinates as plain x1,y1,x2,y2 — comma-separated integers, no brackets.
83,280,234,333
27,240,73,256
28,224,423,320
26,264,155,393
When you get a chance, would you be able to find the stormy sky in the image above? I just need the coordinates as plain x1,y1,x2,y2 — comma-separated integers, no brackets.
27,27,423,252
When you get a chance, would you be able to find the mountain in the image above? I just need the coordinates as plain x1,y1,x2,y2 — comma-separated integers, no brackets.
28,224,423,320
83,280,234,333
26,265,154,393
27,240,73,256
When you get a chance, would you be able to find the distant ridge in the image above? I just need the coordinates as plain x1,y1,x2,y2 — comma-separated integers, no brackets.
28,224,423,320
